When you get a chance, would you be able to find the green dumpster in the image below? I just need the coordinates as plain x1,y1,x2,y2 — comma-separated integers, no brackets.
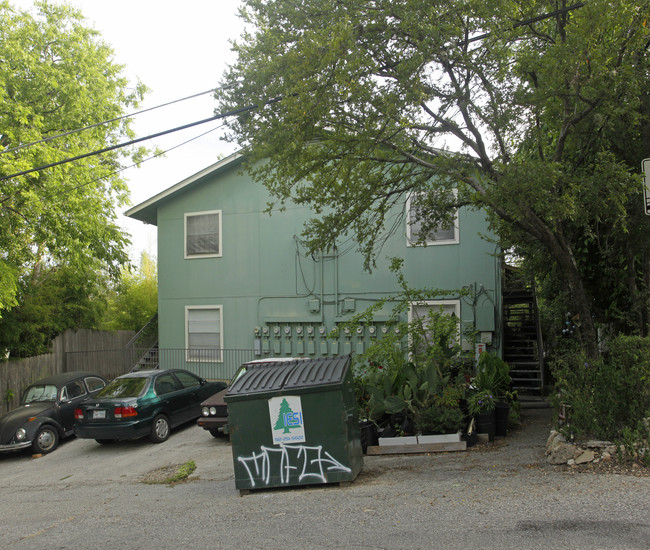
224,355,363,492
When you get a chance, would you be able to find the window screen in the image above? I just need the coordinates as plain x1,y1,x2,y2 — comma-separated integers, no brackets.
407,193,458,245
186,211,220,256
409,301,461,351
187,307,222,361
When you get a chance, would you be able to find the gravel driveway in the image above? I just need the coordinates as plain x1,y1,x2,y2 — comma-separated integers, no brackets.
0,408,648,549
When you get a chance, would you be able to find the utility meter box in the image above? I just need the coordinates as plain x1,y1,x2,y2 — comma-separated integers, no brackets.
224,355,363,492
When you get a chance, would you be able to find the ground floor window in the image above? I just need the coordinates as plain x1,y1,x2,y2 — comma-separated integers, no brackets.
185,306,222,362
408,300,461,352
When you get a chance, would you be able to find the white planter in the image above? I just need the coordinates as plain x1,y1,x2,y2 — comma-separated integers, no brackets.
417,432,462,444
378,436,418,446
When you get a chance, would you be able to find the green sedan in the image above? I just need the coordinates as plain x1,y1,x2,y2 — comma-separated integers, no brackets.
74,369,226,444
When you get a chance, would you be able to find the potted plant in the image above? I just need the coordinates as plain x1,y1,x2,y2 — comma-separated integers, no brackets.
346,276,476,449
467,389,497,441
474,352,514,436
412,384,465,443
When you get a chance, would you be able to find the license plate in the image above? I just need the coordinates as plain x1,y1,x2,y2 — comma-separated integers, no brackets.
92,410,106,419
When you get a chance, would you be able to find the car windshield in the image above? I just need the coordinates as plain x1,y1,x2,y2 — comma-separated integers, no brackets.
23,385,58,403
96,377,148,398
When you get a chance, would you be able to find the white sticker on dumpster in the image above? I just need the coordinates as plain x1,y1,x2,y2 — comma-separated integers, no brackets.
268,395,306,444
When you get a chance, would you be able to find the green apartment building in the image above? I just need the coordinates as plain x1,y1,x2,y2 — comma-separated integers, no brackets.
126,152,504,381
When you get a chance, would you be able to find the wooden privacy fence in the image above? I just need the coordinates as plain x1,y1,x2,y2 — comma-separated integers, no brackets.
0,328,134,416
66,347,258,382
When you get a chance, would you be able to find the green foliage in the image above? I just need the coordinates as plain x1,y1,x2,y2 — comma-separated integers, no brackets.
551,336,650,443
474,352,512,400
617,421,650,467
466,352,513,417
467,390,497,416
0,261,110,357
4,388,14,406
143,460,197,485
0,1,150,315
350,261,471,433
412,384,465,435
218,0,650,355
100,252,158,332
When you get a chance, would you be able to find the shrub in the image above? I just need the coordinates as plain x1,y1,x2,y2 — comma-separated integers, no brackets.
551,335,650,443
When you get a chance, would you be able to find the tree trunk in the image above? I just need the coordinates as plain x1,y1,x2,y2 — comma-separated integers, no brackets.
545,231,600,358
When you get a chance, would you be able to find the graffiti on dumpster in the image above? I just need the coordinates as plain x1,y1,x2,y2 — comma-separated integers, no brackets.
237,444,352,487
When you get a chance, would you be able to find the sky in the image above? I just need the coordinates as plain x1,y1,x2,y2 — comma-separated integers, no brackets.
44,0,247,262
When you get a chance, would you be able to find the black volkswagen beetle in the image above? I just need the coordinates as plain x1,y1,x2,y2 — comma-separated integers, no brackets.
0,371,107,454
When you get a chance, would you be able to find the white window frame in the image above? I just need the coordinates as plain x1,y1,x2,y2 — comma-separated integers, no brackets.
406,192,459,246
408,299,461,347
185,305,223,363
184,210,222,259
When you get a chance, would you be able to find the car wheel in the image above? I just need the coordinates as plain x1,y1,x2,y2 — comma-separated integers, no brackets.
149,414,170,443
32,425,59,454
95,439,114,445
209,428,224,438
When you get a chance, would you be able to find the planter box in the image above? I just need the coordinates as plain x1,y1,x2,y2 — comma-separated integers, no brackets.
417,432,462,444
371,432,466,455
367,440,466,455
378,436,418,446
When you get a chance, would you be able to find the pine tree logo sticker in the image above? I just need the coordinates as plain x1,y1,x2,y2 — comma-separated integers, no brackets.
268,395,306,444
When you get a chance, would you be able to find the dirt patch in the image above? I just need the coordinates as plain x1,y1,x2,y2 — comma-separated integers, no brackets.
563,460,650,477
141,462,197,485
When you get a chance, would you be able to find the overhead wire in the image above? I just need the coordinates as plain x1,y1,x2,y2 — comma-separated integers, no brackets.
0,87,221,156
0,4,586,183
63,120,228,197
0,101,272,182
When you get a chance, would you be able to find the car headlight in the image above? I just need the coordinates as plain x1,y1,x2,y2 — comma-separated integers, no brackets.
201,407,210,417
209,407,217,416
16,428,27,441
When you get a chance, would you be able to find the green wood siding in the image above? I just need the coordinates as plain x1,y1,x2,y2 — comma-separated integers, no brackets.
133,157,501,377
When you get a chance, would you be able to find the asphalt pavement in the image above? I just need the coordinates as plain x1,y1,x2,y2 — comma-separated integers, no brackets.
0,407,648,549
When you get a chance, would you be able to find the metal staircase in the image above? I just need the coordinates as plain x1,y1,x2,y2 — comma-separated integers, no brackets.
125,314,160,371
502,280,544,395
131,342,160,371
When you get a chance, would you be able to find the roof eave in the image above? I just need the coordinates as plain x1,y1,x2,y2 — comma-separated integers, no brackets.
124,151,245,226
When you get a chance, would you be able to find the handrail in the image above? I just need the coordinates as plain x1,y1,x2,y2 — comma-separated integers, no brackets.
125,314,158,349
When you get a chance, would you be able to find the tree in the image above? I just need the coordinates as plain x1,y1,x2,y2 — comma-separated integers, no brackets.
0,1,148,315
101,252,158,332
0,260,110,357
217,0,650,356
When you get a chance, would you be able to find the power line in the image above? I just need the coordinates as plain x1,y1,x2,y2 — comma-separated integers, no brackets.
0,5,586,183
0,100,278,182
64,120,228,196
0,87,220,156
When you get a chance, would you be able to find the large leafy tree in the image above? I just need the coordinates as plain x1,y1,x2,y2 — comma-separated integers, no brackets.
0,1,147,315
217,0,650,356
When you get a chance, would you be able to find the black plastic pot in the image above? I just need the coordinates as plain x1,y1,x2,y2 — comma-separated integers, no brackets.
495,402,510,437
464,431,478,448
359,421,378,454
475,409,496,441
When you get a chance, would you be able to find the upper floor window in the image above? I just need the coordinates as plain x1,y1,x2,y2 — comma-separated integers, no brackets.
406,193,459,246
185,210,222,258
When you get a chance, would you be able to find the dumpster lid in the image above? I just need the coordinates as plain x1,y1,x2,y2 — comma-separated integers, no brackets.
225,355,351,397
